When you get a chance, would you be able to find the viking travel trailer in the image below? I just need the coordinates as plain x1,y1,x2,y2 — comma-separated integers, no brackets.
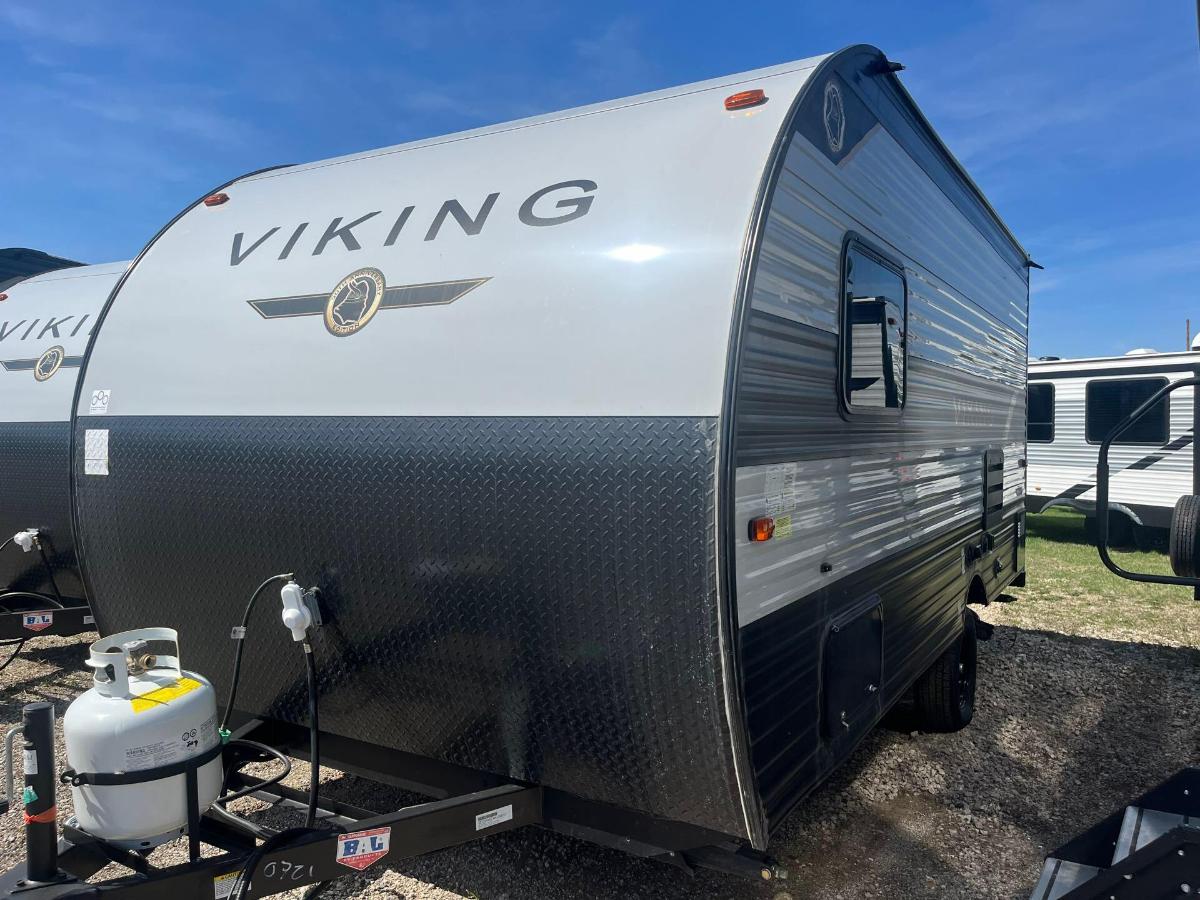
10,45,1030,881
1026,351,1198,545
0,262,127,647
0,247,82,292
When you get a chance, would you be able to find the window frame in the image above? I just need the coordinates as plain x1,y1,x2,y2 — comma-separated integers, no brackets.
1084,376,1170,446
837,233,909,419
1026,382,1055,443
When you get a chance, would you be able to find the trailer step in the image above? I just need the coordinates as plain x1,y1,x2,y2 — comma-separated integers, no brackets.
1112,804,1195,865
1027,769,1200,900
1030,858,1101,900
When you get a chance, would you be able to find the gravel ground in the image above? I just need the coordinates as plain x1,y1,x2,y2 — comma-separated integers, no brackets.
1,597,1197,899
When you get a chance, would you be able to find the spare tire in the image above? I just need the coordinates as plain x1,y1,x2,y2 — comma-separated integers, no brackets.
1169,495,1200,577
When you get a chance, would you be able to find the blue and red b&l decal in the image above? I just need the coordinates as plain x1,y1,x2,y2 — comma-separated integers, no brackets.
335,827,391,871
23,612,53,632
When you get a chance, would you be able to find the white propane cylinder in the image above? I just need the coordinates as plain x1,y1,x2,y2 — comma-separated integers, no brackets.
63,627,223,848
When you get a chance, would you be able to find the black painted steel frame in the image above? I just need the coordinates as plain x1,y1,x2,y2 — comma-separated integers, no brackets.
0,602,92,642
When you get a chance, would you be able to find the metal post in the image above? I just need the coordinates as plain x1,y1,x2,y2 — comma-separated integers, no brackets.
22,702,58,884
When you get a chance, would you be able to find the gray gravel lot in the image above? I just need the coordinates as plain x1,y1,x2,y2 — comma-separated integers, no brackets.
1,602,1197,899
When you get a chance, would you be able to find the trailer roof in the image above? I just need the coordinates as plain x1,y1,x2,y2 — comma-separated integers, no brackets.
1029,350,1200,375
240,54,831,183
234,46,1030,268
10,259,129,286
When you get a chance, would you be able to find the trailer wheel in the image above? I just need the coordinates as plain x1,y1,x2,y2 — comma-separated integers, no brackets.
1169,495,1200,577
913,611,977,733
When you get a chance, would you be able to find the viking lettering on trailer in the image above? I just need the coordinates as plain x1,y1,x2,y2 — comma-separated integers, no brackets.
38,315,75,340
229,179,598,266
0,314,92,343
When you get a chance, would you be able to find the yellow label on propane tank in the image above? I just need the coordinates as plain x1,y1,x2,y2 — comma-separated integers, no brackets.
131,677,202,714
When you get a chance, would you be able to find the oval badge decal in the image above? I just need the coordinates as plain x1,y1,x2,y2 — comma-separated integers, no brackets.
823,80,845,155
34,345,66,382
324,268,386,337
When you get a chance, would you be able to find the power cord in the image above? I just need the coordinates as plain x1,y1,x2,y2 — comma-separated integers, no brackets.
302,640,320,828
218,573,294,739
218,574,331,896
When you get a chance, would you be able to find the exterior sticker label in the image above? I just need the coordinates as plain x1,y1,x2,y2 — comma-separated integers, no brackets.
89,389,111,415
22,612,53,632
475,804,513,831
130,676,203,714
84,429,109,476
213,870,241,899
336,827,391,870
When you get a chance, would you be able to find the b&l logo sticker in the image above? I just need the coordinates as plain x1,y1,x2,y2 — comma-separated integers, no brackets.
23,612,53,632
335,827,391,871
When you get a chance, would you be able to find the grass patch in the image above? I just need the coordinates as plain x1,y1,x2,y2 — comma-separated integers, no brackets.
993,508,1200,648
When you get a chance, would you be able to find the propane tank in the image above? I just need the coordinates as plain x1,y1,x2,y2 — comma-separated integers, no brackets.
63,628,222,848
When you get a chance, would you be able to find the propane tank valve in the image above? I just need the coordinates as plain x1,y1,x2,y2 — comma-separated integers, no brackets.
12,530,39,553
280,581,321,642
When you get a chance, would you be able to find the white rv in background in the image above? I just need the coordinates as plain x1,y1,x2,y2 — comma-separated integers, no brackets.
1026,350,1198,544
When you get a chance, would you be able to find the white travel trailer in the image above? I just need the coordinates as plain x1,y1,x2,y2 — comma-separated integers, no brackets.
3,45,1032,886
0,261,126,636
1026,351,1198,542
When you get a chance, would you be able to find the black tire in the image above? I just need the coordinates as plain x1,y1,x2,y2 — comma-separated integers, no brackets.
913,611,977,733
1170,495,1200,577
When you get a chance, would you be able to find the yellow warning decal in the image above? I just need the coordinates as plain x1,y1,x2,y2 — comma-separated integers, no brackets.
131,677,203,714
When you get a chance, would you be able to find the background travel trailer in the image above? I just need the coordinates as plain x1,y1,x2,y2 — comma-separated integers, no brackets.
56,44,1029,862
0,261,126,606
1026,351,1198,544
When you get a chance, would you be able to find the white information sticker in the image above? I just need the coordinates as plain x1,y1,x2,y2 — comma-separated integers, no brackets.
22,748,37,776
84,429,109,476
213,870,241,899
475,804,513,831
89,389,111,415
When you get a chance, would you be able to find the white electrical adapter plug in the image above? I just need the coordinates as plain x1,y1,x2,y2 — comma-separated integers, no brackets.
13,530,39,553
279,581,313,642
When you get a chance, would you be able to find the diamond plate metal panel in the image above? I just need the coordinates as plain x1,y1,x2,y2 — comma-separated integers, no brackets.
0,422,85,601
74,415,750,838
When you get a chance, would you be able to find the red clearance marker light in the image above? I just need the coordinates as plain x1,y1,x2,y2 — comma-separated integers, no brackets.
203,193,230,207
725,89,767,111
0,293,7,302
748,516,775,542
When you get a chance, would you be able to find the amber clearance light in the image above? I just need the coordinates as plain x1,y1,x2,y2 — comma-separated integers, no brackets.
748,516,775,542
725,89,767,111
203,192,230,207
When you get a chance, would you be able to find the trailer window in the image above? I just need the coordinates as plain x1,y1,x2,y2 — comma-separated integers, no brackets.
1027,383,1054,442
1085,377,1169,444
840,242,906,412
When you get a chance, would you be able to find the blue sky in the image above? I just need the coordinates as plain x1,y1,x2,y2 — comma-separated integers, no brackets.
1,0,1197,358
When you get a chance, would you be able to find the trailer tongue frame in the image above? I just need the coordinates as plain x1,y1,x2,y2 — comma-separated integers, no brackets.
0,707,785,899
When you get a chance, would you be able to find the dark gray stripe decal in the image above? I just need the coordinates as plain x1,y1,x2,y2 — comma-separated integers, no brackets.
1048,430,1193,503
2,356,83,372
248,278,490,320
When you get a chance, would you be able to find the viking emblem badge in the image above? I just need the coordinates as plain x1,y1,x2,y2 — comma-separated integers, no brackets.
823,80,846,154
324,268,386,336
34,345,66,382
